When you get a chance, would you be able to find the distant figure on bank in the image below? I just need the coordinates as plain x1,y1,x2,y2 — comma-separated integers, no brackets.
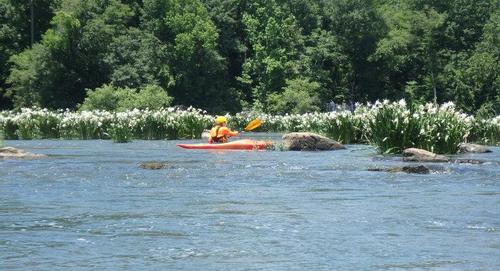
208,116,239,144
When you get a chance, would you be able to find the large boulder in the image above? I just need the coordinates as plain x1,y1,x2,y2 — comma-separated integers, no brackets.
403,148,450,162
458,143,492,153
282,132,346,151
0,147,46,159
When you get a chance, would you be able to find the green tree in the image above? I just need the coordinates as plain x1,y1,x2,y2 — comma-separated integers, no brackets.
279,0,321,36
7,0,135,109
0,0,60,109
324,0,386,102
372,3,446,103
7,11,82,108
143,0,238,113
376,0,497,108
239,0,304,108
443,9,500,112
80,84,173,111
104,28,171,89
267,78,321,114
201,0,249,106
442,0,495,52
2,0,498,114
303,29,351,104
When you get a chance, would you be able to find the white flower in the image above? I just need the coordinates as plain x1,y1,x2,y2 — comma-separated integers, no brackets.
398,99,406,107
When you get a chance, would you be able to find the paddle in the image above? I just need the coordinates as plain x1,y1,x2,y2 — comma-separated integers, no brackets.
244,118,262,131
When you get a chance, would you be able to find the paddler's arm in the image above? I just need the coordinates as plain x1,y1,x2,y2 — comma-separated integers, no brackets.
221,127,238,137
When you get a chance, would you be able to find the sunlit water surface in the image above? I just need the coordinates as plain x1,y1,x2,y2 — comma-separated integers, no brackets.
1,134,499,270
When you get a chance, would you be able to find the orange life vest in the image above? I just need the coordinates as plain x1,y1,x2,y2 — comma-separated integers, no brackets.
209,126,238,143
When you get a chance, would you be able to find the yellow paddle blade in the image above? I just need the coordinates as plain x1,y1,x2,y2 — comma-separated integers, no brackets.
244,119,262,131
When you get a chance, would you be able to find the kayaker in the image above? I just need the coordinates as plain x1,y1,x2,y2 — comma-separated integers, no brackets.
208,116,239,143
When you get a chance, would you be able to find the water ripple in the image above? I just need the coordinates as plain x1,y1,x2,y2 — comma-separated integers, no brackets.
1,140,499,270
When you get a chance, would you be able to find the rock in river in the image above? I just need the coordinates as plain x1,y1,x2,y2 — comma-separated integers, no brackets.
453,159,484,164
139,161,173,170
282,132,346,151
0,147,46,159
458,143,492,153
401,165,430,174
403,148,450,162
368,165,430,174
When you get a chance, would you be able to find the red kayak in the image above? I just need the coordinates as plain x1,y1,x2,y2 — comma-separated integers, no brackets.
177,139,271,150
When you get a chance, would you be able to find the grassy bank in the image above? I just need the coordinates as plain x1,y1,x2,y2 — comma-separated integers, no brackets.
1,101,498,153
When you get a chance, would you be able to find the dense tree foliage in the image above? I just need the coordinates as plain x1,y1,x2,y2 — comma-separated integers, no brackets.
0,0,498,114
0,0,60,108
79,84,172,111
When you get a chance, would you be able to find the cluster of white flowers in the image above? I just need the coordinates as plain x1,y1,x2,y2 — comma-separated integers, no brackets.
359,100,499,152
10,107,58,125
0,102,498,148
0,107,213,140
486,115,500,126
474,115,500,144
60,110,112,128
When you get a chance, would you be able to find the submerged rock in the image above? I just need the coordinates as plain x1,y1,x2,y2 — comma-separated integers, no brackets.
0,147,46,159
368,165,430,174
139,162,172,170
403,148,450,163
453,159,484,164
282,132,345,151
458,143,492,153
401,165,430,174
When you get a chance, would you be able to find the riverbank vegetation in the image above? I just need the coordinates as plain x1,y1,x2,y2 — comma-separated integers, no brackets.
0,107,211,143
1,0,499,117
1,101,498,152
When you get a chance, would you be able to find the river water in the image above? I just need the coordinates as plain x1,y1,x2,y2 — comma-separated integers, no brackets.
1,134,499,270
